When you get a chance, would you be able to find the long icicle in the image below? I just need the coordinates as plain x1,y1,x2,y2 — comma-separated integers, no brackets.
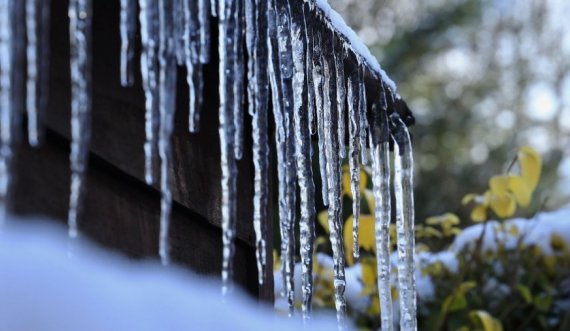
139,0,159,185
303,9,316,136
246,0,270,285
370,89,393,331
323,32,346,325
291,1,315,322
0,0,14,221
67,0,93,238
346,65,361,261
276,0,298,316
120,0,136,86
157,0,178,265
335,43,346,159
267,0,288,304
391,111,416,331
219,0,238,295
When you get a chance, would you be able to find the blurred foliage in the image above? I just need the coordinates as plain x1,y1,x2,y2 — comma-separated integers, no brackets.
294,146,570,330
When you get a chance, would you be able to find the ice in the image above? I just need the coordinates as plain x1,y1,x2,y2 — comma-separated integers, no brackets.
198,0,211,64
334,44,346,159
218,0,238,296
391,112,417,331
139,0,160,185
303,8,316,136
67,0,93,239
232,0,245,159
120,0,136,87
173,0,185,65
323,33,346,325
291,2,316,321
0,0,14,220
311,30,329,207
346,67,361,260
370,91,394,331
184,0,203,133
246,0,270,285
358,65,369,165
157,0,178,266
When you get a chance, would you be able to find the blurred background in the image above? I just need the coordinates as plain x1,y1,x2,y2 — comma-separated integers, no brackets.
330,0,570,222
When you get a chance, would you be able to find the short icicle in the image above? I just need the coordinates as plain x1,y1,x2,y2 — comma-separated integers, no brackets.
67,0,93,238
139,0,159,185
184,0,203,133
323,33,346,325
157,0,178,265
334,43,346,159
219,0,239,295
291,2,315,322
358,65,369,165
311,30,329,207
198,0,211,64
24,0,39,146
346,65,361,261
370,89,393,331
232,0,245,159
120,0,136,86
391,111,417,331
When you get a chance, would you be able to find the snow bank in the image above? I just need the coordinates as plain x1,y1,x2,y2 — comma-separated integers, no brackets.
0,217,339,331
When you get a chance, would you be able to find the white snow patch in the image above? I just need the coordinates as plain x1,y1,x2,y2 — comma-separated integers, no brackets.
0,217,339,331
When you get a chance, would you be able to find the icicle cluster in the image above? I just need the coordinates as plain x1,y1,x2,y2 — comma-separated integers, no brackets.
0,0,417,329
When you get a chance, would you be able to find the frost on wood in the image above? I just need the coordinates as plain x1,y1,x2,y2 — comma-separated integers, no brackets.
0,0,416,329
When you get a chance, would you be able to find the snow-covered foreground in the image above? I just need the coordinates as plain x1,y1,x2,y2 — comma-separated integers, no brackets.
0,217,339,331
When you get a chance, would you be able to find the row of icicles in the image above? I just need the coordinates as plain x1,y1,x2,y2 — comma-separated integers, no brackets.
0,0,417,329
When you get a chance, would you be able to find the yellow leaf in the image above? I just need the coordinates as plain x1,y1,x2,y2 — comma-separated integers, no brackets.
343,215,376,265
471,204,487,222
318,210,329,233
470,310,503,331
489,192,516,218
489,175,510,195
550,233,567,251
518,146,542,191
360,257,377,288
363,189,376,213
508,175,532,207
462,193,478,205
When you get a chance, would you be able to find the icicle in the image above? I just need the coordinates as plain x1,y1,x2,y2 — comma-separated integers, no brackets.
219,0,238,295
370,90,393,331
302,9,316,136
173,0,185,65
198,0,211,64
312,30,328,207
67,0,92,238
210,0,218,17
358,65,369,165
120,0,136,86
139,0,159,185
184,0,203,133
157,0,178,265
232,0,244,159
276,0,298,316
0,0,14,220
246,0,270,285
391,111,417,331
25,0,39,146
335,44,346,159
346,67,361,261
323,33,346,325
291,2,315,322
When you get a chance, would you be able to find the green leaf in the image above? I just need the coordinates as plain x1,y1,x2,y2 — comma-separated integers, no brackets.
469,310,503,331
443,293,467,313
533,294,553,312
516,284,533,304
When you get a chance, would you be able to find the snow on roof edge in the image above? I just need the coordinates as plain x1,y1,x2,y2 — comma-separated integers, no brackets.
313,0,398,92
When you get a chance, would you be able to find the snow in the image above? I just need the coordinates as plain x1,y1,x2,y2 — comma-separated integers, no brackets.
0,217,340,331
451,205,570,255
313,0,397,91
